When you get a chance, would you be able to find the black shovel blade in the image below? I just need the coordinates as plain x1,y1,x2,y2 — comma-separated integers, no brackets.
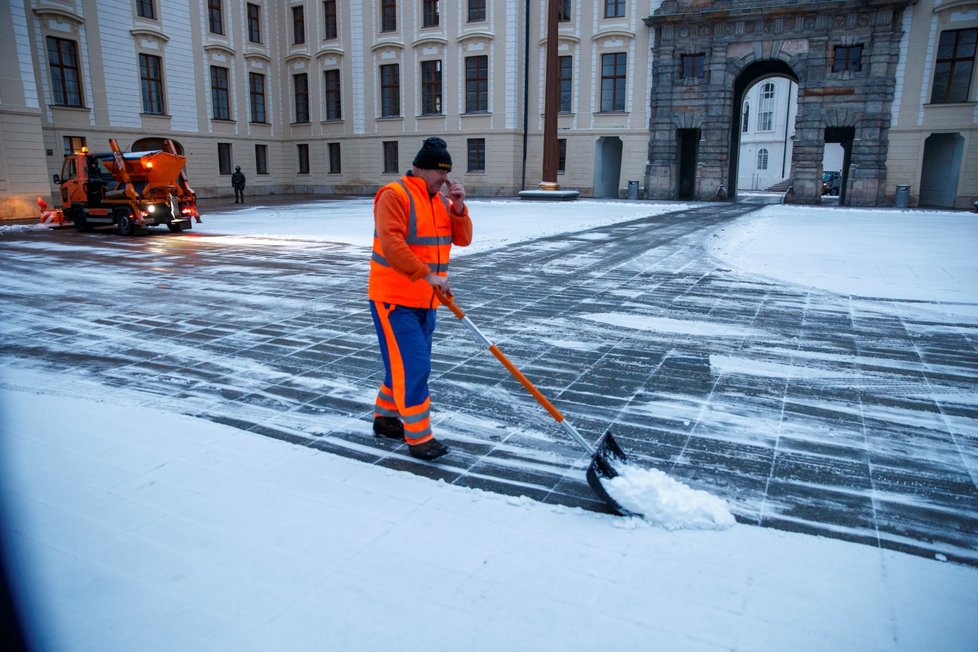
584,431,640,517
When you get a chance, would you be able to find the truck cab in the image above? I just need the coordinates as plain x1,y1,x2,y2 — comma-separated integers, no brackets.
57,152,116,209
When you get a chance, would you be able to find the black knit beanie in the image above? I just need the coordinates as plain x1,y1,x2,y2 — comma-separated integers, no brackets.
412,137,452,171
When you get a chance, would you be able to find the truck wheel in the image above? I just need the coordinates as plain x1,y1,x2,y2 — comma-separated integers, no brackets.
72,210,92,232
116,209,135,236
167,221,183,233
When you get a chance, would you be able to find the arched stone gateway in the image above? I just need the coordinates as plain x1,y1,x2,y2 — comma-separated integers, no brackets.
644,0,915,206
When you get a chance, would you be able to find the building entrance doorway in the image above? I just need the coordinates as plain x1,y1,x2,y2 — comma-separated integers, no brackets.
677,129,699,199
919,133,963,208
593,137,623,198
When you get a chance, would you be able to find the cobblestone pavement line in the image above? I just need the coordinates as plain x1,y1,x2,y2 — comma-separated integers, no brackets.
1,201,976,565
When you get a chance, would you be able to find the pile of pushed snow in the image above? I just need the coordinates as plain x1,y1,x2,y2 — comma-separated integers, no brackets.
0,223,47,234
606,466,736,530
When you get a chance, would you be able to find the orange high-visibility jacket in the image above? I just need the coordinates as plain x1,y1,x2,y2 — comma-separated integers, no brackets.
368,175,472,309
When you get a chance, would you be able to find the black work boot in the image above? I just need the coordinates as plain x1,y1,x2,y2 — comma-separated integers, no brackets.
408,438,450,461
373,416,404,440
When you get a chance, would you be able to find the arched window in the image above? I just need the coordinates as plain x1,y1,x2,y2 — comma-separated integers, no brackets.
757,148,769,170
742,101,750,133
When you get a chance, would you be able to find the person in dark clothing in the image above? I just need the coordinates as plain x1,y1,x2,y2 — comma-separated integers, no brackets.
231,166,246,203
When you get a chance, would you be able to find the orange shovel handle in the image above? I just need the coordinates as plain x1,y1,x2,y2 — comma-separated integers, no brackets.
433,286,566,424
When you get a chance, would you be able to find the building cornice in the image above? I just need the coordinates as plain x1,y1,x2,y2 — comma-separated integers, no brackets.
645,0,919,26
315,47,344,59
458,31,495,44
203,44,236,57
371,40,404,52
244,52,273,64
32,5,85,24
412,36,448,48
933,0,978,13
130,28,169,43
593,28,636,41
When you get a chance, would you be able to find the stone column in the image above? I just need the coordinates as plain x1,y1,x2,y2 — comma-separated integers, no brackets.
646,37,678,199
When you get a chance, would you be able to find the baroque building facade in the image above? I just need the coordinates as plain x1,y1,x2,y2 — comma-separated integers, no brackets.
0,0,975,215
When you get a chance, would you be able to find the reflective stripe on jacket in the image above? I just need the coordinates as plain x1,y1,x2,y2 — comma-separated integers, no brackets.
368,175,471,308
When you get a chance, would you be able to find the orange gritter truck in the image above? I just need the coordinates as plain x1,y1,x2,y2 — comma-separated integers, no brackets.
40,138,200,235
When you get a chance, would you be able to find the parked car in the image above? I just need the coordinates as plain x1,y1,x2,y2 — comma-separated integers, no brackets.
822,171,841,196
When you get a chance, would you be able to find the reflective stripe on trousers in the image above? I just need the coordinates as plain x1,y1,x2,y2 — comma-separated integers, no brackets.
370,300,436,445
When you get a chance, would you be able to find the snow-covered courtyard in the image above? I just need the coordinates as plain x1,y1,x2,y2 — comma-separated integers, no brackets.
1,196,977,650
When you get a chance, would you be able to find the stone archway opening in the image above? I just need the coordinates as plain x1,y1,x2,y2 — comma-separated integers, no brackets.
824,127,854,204
729,60,799,200
736,77,799,193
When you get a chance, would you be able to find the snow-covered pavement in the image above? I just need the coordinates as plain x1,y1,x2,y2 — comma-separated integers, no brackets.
2,197,977,650
3,388,977,651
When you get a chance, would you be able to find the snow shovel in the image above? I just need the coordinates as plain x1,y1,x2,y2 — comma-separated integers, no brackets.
432,287,636,516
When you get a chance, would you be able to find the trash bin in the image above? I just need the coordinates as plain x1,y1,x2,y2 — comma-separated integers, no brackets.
627,180,639,200
894,184,910,208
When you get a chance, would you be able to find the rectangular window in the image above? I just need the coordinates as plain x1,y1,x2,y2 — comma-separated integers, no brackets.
465,55,489,113
218,142,232,175
600,52,626,112
931,28,977,104
292,5,306,45
380,64,400,117
558,0,571,22
467,138,485,172
558,55,572,113
421,60,443,115
604,0,624,19
324,0,338,39
758,81,775,132
680,53,705,79
247,3,261,43
255,144,268,175
328,142,341,174
468,0,485,22
138,53,165,115
381,0,397,32
324,70,342,120
423,0,439,28
136,0,156,19
46,37,83,107
294,73,309,123
208,0,223,34
297,143,310,174
249,72,267,123
211,66,231,120
383,141,399,173
558,138,566,173
63,136,86,156
832,44,863,73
